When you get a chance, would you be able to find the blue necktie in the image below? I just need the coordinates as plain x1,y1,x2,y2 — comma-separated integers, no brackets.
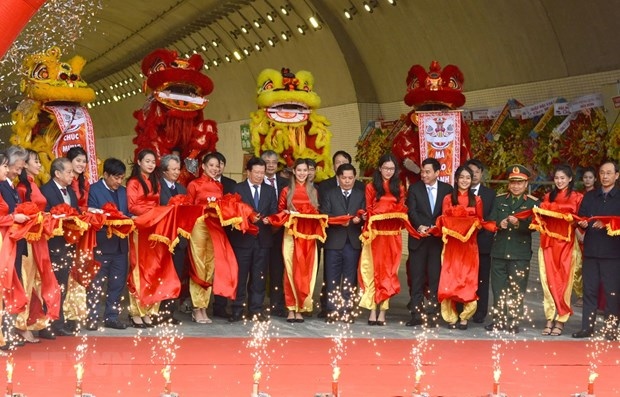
253,185,260,209
427,186,435,213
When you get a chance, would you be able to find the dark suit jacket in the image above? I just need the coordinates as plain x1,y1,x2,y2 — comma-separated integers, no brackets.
159,178,187,205
320,185,365,250
406,180,453,249
579,186,620,259
317,176,365,199
220,175,237,194
229,180,277,248
40,179,80,253
0,180,27,258
476,184,496,254
88,179,130,255
264,175,289,199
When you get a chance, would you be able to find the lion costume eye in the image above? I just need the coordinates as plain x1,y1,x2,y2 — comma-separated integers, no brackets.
262,80,274,91
31,63,49,80
151,60,167,74
448,77,461,90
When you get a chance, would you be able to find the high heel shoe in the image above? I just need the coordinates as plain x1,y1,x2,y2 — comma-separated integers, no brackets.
130,316,147,329
287,311,296,323
142,316,154,328
295,313,305,323
192,309,211,324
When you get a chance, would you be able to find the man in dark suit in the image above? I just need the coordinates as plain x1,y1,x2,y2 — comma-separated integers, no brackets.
0,146,29,347
211,151,237,318
406,157,453,327
213,151,237,194
317,150,365,198
261,150,289,317
0,146,28,277
316,150,364,318
320,164,365,323
465,159,496,323
39,157,79,337
85,158,129,331
574,161,620,340
228,157,277,322
157,154,187,325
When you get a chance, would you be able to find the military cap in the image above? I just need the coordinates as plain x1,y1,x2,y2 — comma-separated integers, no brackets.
507,164,531,181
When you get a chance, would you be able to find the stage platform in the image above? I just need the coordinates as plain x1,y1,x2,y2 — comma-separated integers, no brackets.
4,240,619,396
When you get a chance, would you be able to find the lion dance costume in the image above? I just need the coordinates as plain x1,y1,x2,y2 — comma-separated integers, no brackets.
392,61,471,185
10,46,98,184
250,67,333,182
133,49,217,184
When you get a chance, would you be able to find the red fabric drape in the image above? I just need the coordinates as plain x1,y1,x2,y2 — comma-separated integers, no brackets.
0,202,60,318
0,0,47,59
132,197,203,305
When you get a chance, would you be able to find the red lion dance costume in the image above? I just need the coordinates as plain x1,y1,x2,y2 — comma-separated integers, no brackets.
133,49,217,184
392,61,471,185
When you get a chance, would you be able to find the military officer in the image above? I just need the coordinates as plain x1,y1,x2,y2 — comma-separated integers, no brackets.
485,165,538,333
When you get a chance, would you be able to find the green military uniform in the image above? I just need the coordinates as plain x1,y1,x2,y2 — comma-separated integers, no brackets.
488,165,538,332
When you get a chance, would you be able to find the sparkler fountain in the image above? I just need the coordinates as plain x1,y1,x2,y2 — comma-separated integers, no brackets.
247,318,272,397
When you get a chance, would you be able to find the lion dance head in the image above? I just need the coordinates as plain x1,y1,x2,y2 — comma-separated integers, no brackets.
392,61,470,185
11,46,97,183
133,48,218,185
250,67,332,182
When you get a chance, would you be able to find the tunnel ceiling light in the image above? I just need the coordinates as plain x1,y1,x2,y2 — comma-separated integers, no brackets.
344,6,357,20
280,4,291,15
386,0,396,4
308,15,320,29
280,31,291,41
266,11,276,22
233,50,242,60
240,24,250,34
297,24,307,35
363,0,378,12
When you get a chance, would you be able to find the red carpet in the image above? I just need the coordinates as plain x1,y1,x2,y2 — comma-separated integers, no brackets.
4,337,619,396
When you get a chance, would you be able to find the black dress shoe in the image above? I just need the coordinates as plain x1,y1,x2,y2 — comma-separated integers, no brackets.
508,325,520,334
213,309,231,319
484,322,504,332
38,328,56,340
105,319,128,330
84,320,99,331
66,320,78,333
317,310,328,319
458,321,469,330
405,317,424,327
53,327,73,337
325,312,338,323
228,313,244,323
572,329,594,338
605,329,618,341
270,307,287,318
251,312,268,322
167,317,182,325
472,315,485,324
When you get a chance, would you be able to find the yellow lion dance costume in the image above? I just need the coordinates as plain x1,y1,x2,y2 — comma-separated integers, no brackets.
250,67,333,181
10,46,97,183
